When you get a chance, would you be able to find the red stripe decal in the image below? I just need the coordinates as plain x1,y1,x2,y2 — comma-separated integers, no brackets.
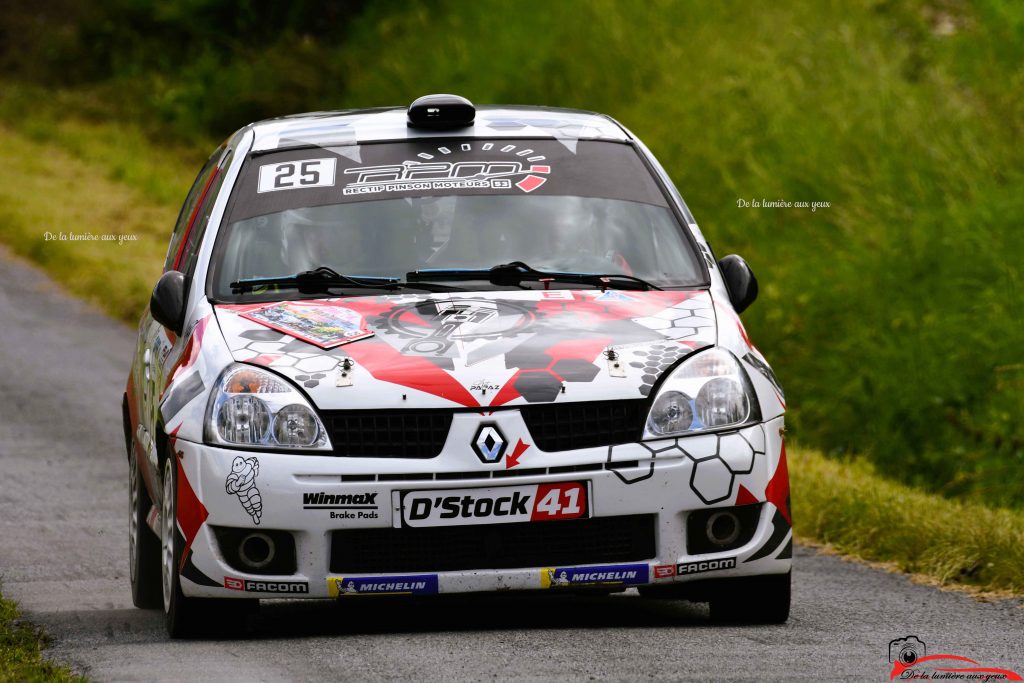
344,341,480,407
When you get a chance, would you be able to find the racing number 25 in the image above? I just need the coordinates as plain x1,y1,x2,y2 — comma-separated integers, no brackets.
531,482,587,521
257,158,336,193
274,161,321,189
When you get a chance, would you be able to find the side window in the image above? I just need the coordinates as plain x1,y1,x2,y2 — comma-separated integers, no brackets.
163,146,225,272
177,149,234,278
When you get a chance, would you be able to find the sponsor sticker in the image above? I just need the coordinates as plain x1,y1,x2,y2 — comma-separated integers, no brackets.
257,158,337,193
328,575,438,597
541,563,649,589
653,564,677,579
302,491,380,520
339,148,551,197
675,557,737,575
225,456,262,525
241,302,373,349
224,577,309,594
400,482,587,528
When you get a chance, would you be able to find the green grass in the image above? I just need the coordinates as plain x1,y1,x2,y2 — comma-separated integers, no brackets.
326,0,1024,507
791,446,1024,593
2,2,1023,506
0,593,85,682
0,0,1021,586
0,120,184,322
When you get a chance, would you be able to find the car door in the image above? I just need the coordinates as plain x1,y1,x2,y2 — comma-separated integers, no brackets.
134,144,229,486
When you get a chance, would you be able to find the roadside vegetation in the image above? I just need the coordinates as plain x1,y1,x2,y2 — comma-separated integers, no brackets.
0,593,84,682
1,85,1022,601
2,0,1022,507
0,0,1021,607
791,448,1024,594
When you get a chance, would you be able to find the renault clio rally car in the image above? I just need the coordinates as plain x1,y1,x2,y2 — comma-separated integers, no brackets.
124,94,791,638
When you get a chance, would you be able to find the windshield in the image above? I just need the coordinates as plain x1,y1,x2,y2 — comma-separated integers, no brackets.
210,138,705,300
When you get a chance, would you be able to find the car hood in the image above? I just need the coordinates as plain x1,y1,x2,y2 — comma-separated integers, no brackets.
213,289,716,410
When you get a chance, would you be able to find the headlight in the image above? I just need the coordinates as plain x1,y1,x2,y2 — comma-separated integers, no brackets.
643,348,760,439
205,364,332,451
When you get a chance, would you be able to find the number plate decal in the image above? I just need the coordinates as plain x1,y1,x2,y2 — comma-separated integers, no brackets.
400,481,588,528
257,158,337,193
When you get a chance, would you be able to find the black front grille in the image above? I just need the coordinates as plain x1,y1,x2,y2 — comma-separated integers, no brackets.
330,514,656,573
520,399,647,452
322,410,452,458
321,399,647,457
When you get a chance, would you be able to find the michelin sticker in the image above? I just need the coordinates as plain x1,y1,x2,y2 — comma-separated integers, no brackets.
541,563,649,588
328,575,439,597
225,456,262,524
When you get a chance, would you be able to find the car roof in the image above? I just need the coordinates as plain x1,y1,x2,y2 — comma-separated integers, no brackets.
248,105,632,152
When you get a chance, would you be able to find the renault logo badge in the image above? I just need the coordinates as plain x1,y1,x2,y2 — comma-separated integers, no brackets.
473,424,507,464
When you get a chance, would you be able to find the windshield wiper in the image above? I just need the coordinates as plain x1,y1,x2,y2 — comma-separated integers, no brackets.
231,266,462,294
406,261,662,291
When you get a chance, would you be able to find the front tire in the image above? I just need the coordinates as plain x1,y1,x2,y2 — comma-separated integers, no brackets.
129,452,162,608
161,452,256,638
708,571,791,624
161,454,210,637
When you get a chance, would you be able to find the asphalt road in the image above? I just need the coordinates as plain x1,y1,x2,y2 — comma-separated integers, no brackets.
1,247,1022,683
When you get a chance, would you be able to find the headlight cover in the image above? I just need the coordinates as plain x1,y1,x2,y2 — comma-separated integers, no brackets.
204,364,332,451
643,348,761,439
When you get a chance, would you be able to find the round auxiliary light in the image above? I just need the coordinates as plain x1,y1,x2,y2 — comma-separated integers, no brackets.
217,395,271,444
646,390,694,436
695,378,749,428
273,404,320,447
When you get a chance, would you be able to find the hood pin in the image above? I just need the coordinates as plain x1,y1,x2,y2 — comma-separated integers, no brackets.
336,358,354,387
605,347,626,378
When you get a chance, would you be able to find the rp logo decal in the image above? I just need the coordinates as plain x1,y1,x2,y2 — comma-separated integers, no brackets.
473,424,507,463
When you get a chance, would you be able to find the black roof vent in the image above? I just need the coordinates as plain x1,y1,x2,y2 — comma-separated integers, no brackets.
407,94,475,130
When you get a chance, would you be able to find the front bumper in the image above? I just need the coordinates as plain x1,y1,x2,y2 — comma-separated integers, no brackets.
170,415,790,599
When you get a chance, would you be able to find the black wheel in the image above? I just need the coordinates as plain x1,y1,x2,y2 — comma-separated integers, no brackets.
129,452,162,608
708,571,791,624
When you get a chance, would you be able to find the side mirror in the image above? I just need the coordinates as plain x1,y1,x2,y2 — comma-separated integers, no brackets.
150,271,187,335
718,254,758,314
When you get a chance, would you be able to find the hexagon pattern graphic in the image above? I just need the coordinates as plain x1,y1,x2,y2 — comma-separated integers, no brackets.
606,426,766,504
233,328,347,388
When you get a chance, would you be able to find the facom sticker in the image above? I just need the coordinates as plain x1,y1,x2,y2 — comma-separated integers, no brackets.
541,563,649,588
328,575,439,597
653,564,677,579
676,558,737,575
224,576,308,594
257,158,337,193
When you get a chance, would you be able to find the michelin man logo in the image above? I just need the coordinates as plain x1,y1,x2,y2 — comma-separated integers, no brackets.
336,579,358,594
546,569,571,586
225,456,263,524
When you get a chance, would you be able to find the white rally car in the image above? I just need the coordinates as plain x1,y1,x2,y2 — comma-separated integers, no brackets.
124,94,791,637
